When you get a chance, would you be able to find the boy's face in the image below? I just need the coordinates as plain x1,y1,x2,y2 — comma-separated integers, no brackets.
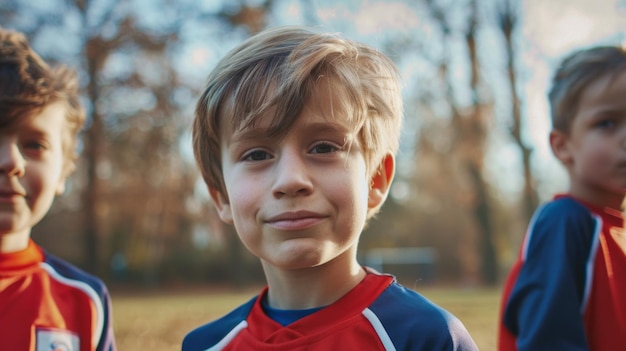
210,87,392,271
0,102,67,240
551,70,626,209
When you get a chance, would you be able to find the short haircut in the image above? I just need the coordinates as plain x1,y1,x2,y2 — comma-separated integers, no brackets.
0,27,85,177
193,26,403,201
548,45,626,132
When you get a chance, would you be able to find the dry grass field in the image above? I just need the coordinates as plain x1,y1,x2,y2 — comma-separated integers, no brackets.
112,285,501,351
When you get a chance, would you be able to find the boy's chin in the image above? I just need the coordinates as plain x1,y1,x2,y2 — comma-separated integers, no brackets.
0,218,24,235
270,255,328,270
265,252,334,271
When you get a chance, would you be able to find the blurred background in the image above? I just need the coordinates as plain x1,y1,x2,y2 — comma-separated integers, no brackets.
1,0,624,290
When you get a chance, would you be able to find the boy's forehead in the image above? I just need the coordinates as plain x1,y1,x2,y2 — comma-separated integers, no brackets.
223,85,355,141
580,70,626,105
1,102,67,131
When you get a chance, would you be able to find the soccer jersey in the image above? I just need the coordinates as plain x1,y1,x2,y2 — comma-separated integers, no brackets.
0,239,116,351
183,271,478,351
499,195,626,351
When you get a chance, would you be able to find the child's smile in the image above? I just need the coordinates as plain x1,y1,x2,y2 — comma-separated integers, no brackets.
0,187,25,205
264,210,328,231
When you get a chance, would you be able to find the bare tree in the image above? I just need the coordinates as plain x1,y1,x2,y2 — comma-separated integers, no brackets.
496,0,539,225
414,0,499,285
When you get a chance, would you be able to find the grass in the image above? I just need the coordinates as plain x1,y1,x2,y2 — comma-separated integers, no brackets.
420,286,500,351
112,285,501,351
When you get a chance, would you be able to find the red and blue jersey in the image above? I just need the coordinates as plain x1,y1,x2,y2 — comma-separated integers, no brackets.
0,240,116,351
499,195,626,351
183,271,478,351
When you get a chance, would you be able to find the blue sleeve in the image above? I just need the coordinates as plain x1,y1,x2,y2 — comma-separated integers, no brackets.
371,283,478,351
502,198,598,351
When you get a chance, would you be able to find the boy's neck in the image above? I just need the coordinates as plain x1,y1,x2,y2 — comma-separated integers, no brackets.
262,254,366,310
0,230,31,253
565,186,626,212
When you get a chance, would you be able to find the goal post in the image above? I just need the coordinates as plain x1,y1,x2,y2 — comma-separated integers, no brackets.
362,247,437,283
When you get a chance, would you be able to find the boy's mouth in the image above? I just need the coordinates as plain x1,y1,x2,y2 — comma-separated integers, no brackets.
266,210,323,221
265,211,326,230
0,189,25,203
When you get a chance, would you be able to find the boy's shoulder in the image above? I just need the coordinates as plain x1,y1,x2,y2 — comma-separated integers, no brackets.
532,195,599,232
372,280,454,317
370,279,477,349
540,195,592,218
522,195,601,261
182,294,257,350
41,250,110,296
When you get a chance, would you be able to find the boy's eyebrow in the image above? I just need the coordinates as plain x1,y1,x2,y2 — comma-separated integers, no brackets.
594,106,626,117
592,103,626,113
18,128,52,143
229,126,271,143
304,121,353,135
229,120,353,143
23,127,50,136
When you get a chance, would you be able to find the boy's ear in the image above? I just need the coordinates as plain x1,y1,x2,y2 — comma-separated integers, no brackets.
368,153,395,209
549,130,573,166
209,187,233,224
55,179,66,195
55,169,68,195
56,162,75,196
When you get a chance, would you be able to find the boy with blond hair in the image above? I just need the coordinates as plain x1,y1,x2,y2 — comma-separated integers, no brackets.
182,26,477,351
499,45,626,350
0,27,116,351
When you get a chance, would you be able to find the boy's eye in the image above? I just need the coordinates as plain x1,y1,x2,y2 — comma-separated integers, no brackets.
595,119,616,129
243,149,271,161
23,141,47,151
310,142,339,154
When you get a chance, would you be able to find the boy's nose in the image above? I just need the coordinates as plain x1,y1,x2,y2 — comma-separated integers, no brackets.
271,151,313,198
0,142,26,177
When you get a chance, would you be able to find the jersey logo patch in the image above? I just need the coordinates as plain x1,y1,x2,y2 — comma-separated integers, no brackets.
36,327,79,351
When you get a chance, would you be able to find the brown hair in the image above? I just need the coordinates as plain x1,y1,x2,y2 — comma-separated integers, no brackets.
548,45,626,132
0,27,85,177
193,26,403,216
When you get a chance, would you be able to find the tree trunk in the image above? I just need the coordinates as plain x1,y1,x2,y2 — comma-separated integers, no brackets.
82,55,101,275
